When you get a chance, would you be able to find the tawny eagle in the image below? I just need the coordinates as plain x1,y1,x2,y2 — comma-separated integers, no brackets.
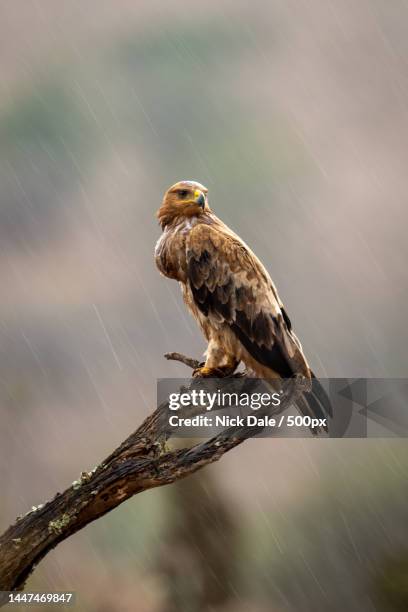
155,180,331,426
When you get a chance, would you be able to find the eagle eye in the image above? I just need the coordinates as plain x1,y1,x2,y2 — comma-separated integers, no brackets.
178,189,189,199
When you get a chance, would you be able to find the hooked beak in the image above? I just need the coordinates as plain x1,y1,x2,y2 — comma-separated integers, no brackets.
194,189,206,209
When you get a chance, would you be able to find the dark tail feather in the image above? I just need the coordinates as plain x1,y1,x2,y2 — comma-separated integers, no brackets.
295,372,332,435
296,395,328,435
310,371,333,417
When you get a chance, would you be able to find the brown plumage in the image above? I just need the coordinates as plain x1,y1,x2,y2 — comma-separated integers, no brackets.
155,180,331,431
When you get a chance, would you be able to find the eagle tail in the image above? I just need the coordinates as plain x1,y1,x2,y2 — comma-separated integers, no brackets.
295,372,332,435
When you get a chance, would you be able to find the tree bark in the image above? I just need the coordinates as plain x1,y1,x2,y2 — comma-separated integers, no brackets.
0,355,299,601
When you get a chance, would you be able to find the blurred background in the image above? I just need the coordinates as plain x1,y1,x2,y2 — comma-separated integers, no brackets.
1,1,408,610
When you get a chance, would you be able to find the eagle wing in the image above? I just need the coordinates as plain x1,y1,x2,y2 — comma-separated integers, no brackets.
186,222,308,379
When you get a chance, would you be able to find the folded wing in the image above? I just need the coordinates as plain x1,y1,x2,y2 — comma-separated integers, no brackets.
186,223,308,379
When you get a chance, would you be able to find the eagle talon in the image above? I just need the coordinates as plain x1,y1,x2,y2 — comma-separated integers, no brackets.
192,365,236,378
192,366,225,378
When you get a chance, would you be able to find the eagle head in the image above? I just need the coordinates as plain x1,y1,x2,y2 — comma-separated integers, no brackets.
157,180,209,228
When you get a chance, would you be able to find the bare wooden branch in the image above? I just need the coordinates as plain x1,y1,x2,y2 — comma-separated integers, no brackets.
0,354,300,602
164,352,201,369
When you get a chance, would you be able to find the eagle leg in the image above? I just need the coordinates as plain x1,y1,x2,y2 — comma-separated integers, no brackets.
191,338,239,378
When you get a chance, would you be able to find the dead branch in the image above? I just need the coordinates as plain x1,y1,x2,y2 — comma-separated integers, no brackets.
0,353,300,602
165,352,201,369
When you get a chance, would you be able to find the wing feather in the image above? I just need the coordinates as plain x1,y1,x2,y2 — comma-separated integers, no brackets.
186,223,307,379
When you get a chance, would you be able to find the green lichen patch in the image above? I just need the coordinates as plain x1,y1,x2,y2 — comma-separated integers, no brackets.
48,513,71,535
